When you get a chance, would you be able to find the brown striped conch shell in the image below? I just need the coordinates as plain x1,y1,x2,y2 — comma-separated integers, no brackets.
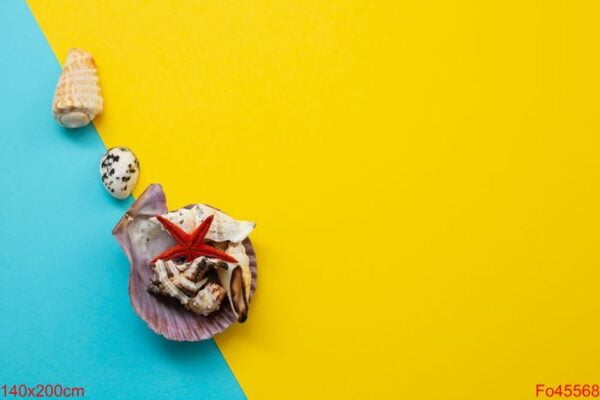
52,48,103,128
217,242,252,322
113,184,258,341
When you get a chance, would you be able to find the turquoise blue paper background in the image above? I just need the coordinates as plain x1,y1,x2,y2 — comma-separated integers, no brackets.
0,2,245,398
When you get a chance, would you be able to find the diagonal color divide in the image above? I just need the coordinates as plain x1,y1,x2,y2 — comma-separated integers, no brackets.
0,2,245,399
22,0,600,399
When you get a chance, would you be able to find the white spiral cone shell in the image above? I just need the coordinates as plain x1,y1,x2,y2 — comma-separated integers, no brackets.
52,48,103,128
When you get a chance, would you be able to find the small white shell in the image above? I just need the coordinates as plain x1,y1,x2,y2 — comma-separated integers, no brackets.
99,147,140,199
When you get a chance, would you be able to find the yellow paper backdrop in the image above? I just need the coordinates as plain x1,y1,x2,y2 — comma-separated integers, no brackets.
28,1,600,398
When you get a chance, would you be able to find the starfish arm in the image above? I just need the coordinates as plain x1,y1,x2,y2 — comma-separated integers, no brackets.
150,245,188,264
197,244,239,263
191,215,214,247
155,215,191,245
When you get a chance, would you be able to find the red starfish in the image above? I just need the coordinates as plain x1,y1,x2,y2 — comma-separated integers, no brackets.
150,214,238,264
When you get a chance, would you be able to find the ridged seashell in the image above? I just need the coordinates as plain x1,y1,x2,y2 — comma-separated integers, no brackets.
99,147,140,199
187,283,227,315
112,184,257,341
52,48,103,128
148,258,226,316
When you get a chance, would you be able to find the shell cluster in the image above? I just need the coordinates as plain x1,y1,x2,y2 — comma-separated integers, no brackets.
148,209,254,322
52,48,103,128
99,147,140,199
113,184,257,340
49,48,260,340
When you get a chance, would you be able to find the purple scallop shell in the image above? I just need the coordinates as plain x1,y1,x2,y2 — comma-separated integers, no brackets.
112,184,257,341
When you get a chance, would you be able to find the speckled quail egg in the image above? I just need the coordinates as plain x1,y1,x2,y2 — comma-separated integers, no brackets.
99,147,140,199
